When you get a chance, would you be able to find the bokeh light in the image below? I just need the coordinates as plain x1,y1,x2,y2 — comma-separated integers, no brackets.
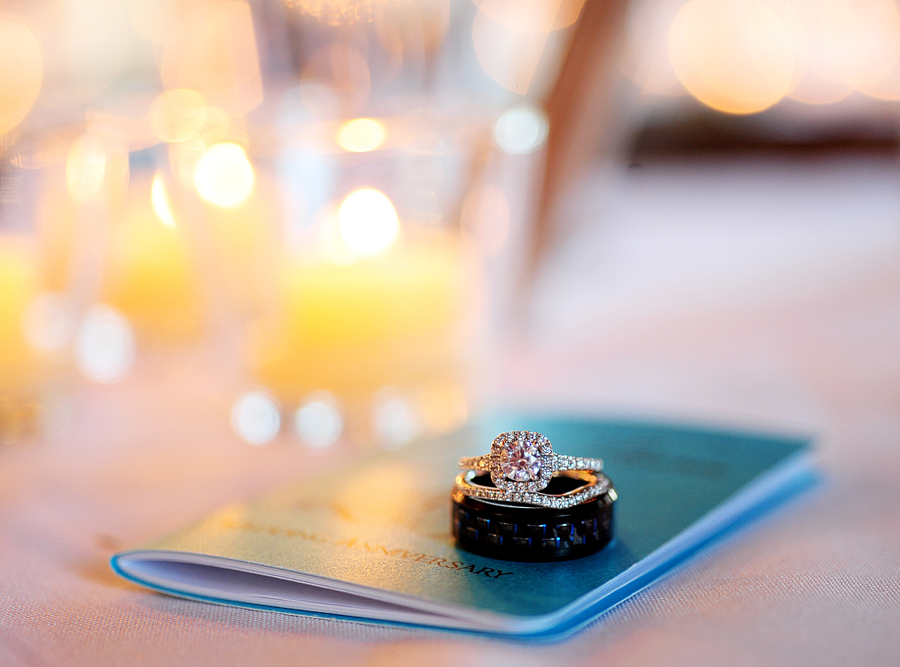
151,172,177,227
820,0,900,88
372,389,421,450
335,118,386,152
656,0,900,112
857,64,900,101
493,105,549,154
74,304,136,384
39,0,130,109
0,20,42,136
193,142,255,209
417,383,469,434
620,0,686,96
784,0,856,108
294,392,343,448
668,0,795,115
231,390,281,446
338,188,400,258
22,292,75,353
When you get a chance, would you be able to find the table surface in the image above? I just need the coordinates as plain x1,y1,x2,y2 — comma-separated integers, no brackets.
2,153,899,666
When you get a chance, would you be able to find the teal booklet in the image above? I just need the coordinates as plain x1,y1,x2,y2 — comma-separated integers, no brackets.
111,416,816,638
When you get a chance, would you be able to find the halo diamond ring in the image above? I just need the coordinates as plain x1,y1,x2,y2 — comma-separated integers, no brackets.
455,431,606,508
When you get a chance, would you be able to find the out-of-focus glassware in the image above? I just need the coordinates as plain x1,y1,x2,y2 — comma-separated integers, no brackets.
0,0,579,449
232,108,484,449
214,0,572,449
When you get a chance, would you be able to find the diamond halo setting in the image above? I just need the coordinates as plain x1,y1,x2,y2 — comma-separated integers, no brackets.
490,431,554,492
456,431,606,508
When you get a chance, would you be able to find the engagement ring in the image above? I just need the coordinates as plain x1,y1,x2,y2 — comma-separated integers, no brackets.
458,431,604,494
455,431,608,509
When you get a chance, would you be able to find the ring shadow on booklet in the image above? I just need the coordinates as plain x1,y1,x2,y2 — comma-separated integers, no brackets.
111,416,818,639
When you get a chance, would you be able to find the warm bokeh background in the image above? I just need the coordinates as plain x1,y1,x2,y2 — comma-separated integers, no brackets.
1,1,899,664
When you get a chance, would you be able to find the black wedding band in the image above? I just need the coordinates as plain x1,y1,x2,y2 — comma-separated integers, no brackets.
452,473,616,562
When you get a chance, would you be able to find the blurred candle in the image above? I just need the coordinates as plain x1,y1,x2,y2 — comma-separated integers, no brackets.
101,175,203,340
244,216,469,401
0,237,40,393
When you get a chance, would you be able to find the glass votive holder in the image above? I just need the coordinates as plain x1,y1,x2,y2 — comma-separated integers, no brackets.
228,107,491,450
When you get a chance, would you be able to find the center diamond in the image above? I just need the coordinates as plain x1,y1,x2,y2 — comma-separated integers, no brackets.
499,437,542,482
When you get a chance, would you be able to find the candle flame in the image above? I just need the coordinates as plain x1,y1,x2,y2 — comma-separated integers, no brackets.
338,188,400,258
336,118,386,152
193,142,255,208
151,172,177,227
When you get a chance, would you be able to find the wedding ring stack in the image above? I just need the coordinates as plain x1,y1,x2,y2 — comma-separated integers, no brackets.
452,431,616,562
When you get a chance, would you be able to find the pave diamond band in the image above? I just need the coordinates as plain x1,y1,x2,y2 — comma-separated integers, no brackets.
454,469,612,510
457,431,604,496
457,453,604,475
